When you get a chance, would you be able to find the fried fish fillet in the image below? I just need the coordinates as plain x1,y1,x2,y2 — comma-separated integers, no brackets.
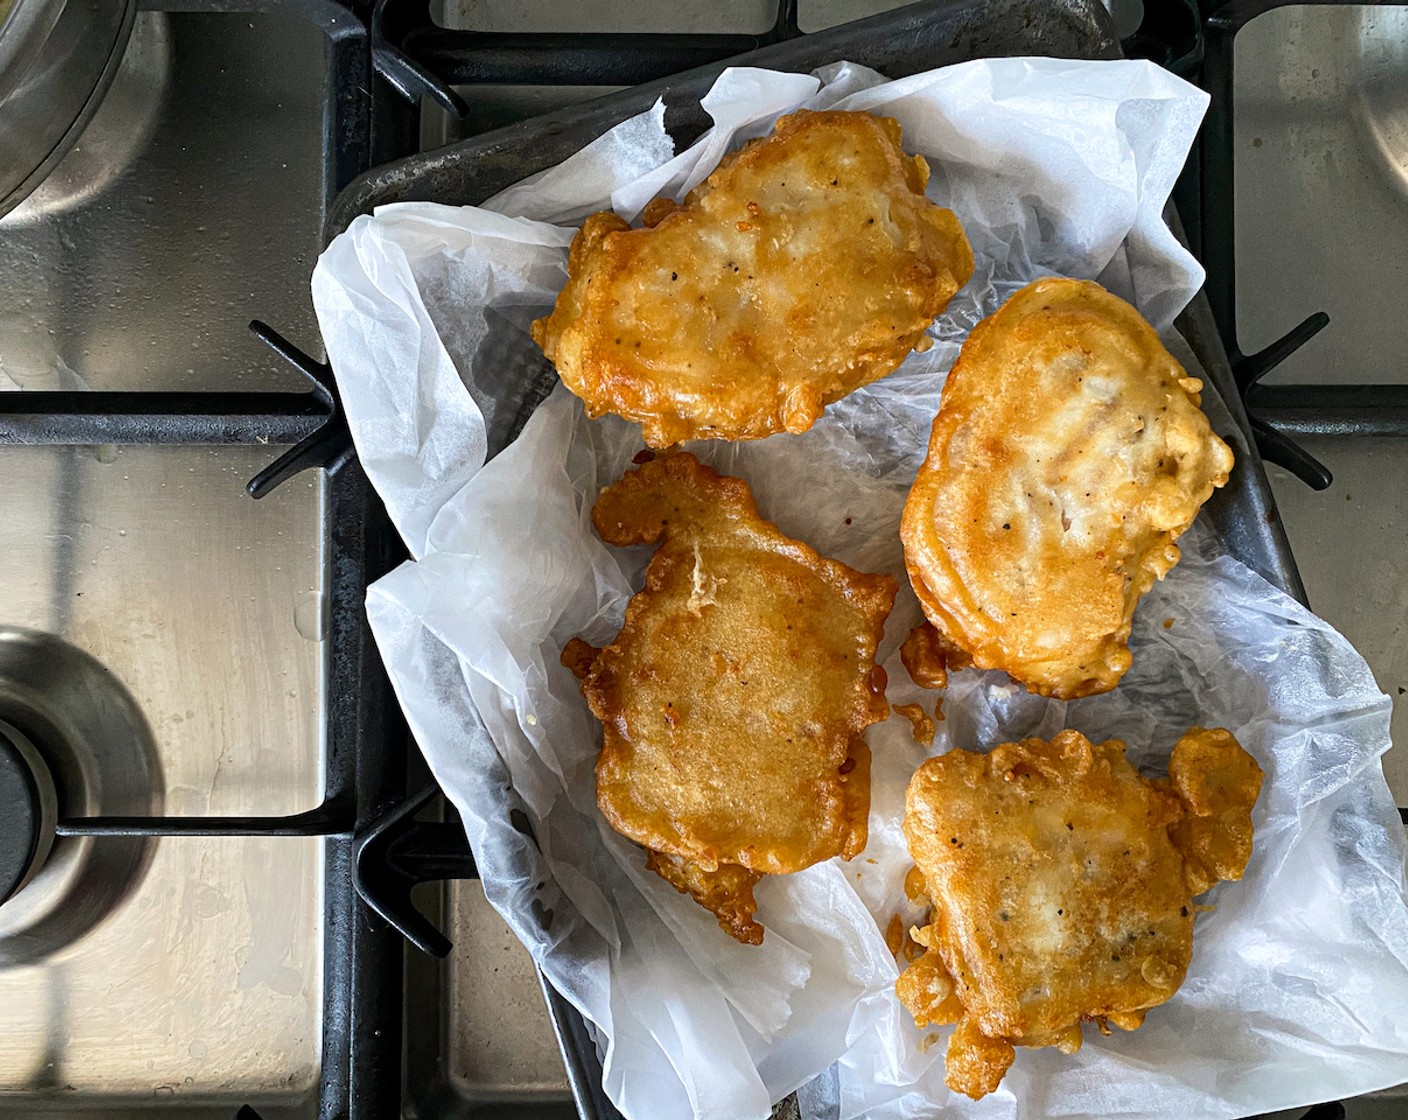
901,279,1235,699
532,109,974,447
896,727,1263,1099
565,452,896,942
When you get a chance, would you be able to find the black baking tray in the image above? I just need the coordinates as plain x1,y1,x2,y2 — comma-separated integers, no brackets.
326,1,1305,1116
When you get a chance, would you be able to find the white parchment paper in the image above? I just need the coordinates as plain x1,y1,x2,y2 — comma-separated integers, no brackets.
311,59,1408,1120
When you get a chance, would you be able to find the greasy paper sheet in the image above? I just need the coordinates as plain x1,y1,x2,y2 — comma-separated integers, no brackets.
311,59,1408,1120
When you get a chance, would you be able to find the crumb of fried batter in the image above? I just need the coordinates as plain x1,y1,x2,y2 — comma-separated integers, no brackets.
900,621,951,689
903,865,927,902
885,913,905,956
894,701,936,746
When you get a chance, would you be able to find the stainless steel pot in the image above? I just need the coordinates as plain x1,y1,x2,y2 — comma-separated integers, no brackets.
0,0,137,218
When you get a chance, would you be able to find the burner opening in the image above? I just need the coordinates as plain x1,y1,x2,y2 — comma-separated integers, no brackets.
0,627,162,966
0,720,58,905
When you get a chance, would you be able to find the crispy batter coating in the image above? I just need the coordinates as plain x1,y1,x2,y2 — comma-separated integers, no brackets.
946,1018,1015,1101
568,453,896,941
1167,727,1265,895
896,940,963,1025
901,279,1235,699
896,727,1262,1098
645,850,764,946
532,109,974,447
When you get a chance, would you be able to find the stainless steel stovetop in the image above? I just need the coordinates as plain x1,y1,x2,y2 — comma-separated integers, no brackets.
0,1,1404,1117
0,12,331,1110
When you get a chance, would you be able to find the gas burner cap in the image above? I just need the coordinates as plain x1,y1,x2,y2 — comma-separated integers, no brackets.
0,722,58,905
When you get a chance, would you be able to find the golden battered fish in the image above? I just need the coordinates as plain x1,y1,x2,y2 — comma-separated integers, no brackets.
565,452,896,942
532,109,974,447
896,727,1263,1099
901,278,1235,699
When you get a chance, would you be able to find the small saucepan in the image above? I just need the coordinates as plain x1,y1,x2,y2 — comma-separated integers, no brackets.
0,0,137,218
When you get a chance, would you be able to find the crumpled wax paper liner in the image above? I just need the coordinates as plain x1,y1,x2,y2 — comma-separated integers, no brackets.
309,57,1408,1120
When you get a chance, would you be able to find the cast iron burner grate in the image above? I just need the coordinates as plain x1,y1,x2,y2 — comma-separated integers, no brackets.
0,0,1386,1117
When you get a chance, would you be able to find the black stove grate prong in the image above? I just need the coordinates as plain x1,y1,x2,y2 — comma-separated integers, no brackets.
1229,311,1331,396
54,801,354,837
245,320,355,498
372,0,470,118
354,783,477,958
1230,312,1335,489
1246,415,1333,492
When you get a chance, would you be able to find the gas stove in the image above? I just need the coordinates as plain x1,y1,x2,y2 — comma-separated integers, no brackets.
0,1,1402,1118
